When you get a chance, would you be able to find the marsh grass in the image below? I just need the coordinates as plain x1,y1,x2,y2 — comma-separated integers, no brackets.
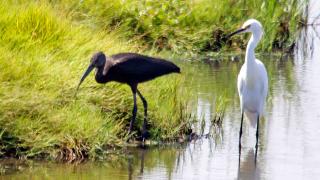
0,1,191,160
194,94,227,139
0,0,304,160
56,0,305,54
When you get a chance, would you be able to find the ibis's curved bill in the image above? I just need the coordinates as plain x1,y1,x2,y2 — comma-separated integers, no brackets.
76,63,94,93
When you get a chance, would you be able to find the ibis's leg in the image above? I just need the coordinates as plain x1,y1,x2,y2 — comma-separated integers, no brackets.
129,85,137,134
239,112,244,149
137,89,148,140
255,115,260,149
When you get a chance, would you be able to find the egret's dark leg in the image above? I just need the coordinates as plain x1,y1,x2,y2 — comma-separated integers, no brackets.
129,84,137,134
255,115,260,149
255,115,260,163
239,112,244,149
137,89,148,140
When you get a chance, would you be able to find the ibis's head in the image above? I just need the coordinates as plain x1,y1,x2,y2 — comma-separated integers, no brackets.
76,52,106,91
227,19,263,39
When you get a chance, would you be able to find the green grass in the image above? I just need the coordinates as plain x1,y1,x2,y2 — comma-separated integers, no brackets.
55,0,305,54
0,0,304,160
0,1,191,160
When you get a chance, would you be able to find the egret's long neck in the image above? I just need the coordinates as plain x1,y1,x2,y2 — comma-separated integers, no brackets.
245,32,261,65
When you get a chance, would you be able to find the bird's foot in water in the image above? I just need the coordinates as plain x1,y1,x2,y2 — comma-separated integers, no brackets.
140,130,150,143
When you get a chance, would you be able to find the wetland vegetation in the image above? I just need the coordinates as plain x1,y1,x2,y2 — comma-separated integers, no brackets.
0,0,305,161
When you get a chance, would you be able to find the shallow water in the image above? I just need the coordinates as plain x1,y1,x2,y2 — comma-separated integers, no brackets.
2,2,320,180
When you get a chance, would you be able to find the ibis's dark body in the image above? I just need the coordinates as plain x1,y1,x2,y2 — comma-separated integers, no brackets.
95,53,180,85
78,52,180,141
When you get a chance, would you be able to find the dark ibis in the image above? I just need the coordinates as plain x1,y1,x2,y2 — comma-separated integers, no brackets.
76,52,180,140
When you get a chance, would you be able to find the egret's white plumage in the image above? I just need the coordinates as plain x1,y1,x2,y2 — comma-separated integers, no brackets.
228,19,268,148
238,19,268,127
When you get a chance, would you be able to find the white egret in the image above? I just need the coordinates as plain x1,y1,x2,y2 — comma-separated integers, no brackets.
227,19,268,149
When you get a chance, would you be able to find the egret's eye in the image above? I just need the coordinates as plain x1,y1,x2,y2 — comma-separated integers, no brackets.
245,25,251,29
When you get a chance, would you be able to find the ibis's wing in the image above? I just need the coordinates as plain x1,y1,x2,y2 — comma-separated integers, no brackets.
110,53,179,82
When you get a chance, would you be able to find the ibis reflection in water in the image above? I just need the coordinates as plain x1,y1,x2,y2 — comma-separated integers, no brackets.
76,52,180,140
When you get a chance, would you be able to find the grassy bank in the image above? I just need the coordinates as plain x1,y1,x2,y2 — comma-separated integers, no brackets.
0,1,191,160
55,0,305,54
0,0,304,160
